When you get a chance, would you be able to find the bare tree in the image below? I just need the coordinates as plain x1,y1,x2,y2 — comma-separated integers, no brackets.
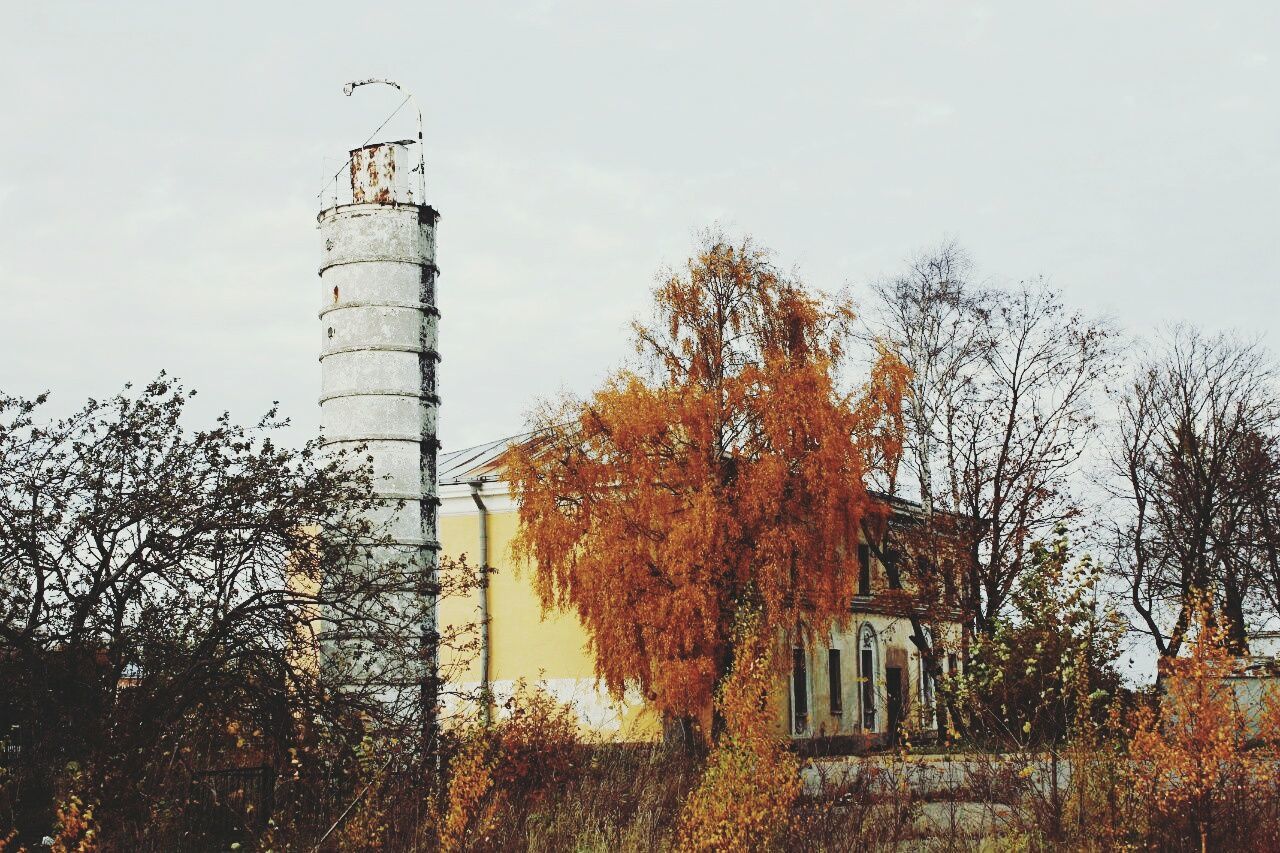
949,284,1116,635
868,241,991,518
1240,430,1280,625
1109,328,1280,659
0,376,477,839
864,242,990,729
868,250,1115,641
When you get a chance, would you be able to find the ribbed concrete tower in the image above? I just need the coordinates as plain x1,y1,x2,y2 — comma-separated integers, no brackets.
318,138,440,738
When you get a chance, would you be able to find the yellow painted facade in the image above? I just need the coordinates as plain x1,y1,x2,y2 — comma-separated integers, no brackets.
436,440,962,745
437,479,660,739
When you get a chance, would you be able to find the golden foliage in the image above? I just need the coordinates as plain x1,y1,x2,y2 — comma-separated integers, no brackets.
506,235,907,728
1126,602,1280,846
436,685,583,853
329,786,390,852
438,734,499,853
48,797,98,853
678,608,802,852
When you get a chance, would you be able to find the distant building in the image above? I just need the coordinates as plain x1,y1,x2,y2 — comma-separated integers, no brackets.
1248,631,1280,658
1224,635,1280,739
436,437,967,748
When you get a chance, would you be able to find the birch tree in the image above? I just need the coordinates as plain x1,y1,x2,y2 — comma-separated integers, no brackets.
506,234,908,740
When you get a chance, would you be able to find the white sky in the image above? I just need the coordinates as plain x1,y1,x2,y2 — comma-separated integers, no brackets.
1,2,1277,456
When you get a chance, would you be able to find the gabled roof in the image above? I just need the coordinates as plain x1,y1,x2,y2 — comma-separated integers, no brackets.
438,432,529,486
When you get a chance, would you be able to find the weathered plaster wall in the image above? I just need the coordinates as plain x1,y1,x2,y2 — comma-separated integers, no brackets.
437,486,658,739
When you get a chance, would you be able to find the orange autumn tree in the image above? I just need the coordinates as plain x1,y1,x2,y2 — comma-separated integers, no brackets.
1125,599,1280,849
505,234,908,736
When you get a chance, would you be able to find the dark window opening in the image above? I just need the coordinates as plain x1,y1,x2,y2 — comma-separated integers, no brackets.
828,649,843,715
887,549,902,590
948,653,959,676
886,666,904,743
332,285,340,304
792,648,808,733
861,647,876,730
857,544,871,596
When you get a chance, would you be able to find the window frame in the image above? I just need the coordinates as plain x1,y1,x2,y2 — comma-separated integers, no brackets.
791,646,810,735
859,624,878,732
828,648,843,716
857,543,872,596
918,627,936,726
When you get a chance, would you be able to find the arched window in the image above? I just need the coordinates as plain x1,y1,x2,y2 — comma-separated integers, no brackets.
860,624,878,732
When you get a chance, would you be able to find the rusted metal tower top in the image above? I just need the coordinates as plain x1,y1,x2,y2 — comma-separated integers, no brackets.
320,78,427,209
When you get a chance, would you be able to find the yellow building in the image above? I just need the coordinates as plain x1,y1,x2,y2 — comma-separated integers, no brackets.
437,437,963,747
437,437,659,739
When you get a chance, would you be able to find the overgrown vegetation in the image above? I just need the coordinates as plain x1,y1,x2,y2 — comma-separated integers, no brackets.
0,378,479,849
955,529,1127,746
5,236,1280,849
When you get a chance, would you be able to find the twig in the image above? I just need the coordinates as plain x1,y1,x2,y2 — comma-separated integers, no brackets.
311,754,395,853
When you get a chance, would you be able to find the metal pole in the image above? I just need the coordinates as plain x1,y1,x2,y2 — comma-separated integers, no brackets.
469,482,492,726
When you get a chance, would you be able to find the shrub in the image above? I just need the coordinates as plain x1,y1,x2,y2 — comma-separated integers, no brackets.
678,609,801,852
1126,611,1280,850
435,685,583,852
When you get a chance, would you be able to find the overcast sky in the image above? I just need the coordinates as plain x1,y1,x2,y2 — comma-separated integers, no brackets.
2,3,1277,453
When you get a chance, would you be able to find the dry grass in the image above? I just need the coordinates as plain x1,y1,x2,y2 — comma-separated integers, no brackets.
10,739,1280,850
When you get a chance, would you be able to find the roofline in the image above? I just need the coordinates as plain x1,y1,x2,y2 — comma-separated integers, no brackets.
438,437,967,524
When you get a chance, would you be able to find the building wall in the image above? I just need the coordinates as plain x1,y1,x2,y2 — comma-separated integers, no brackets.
1225,673,1280,738
437,482,659,738
438,480,960,745
784,614,959,744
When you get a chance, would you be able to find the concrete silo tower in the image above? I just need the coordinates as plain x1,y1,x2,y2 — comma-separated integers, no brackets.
317,83,440,738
